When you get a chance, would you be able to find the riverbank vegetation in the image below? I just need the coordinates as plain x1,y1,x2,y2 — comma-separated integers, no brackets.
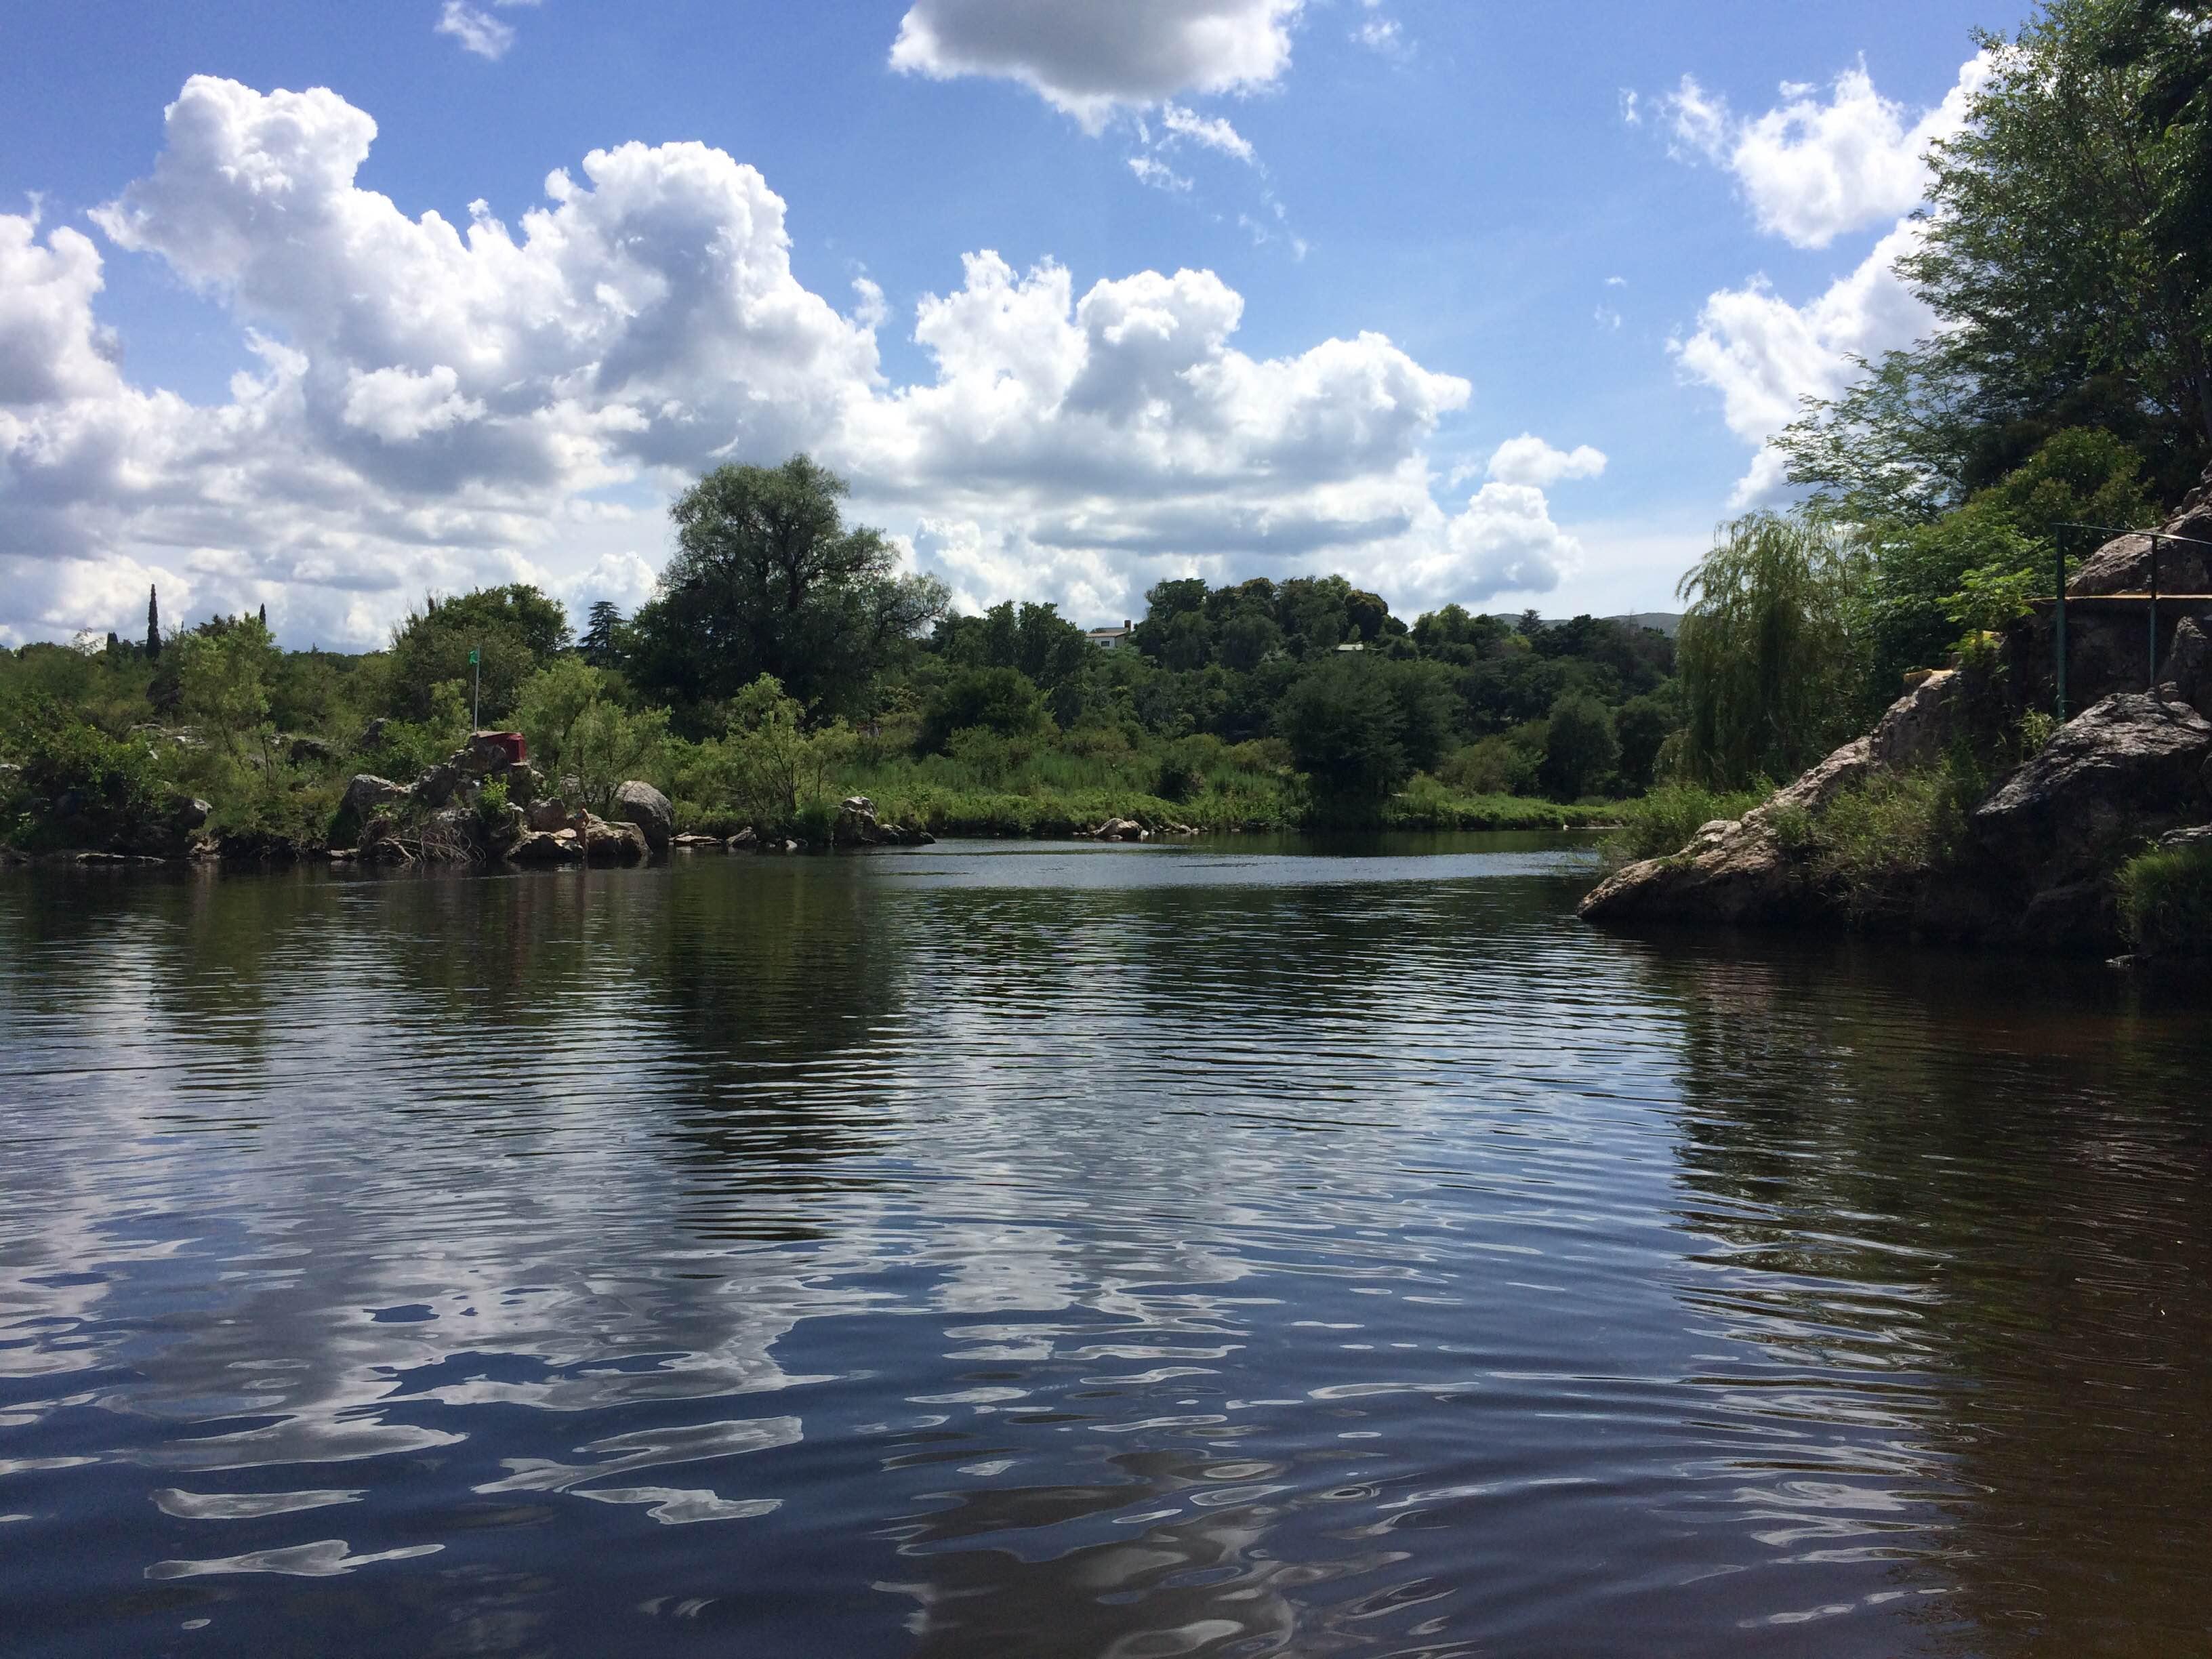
0,457,1643,857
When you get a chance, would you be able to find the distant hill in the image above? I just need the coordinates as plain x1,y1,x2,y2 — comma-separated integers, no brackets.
1489,611,1682,638
1607,612,1681,638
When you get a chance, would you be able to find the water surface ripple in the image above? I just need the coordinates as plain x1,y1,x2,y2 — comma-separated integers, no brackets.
2,836,2208,1656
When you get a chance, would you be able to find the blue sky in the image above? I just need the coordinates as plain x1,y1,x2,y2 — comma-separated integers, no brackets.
1,0,2011,647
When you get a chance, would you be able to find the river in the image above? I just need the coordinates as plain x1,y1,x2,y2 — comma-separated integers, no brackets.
1,836,2207,1657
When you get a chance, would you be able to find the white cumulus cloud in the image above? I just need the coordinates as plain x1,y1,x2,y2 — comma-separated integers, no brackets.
435,0,542,61
1486,434,1607,489
1673,220,1933,504
0,75,1586,647
889,0,1303,130
1662,54,1992,249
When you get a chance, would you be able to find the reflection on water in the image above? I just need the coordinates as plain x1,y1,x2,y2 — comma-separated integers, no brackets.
1,838,2207,1657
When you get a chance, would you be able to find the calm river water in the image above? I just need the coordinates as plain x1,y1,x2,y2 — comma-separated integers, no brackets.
2,836,2209,1658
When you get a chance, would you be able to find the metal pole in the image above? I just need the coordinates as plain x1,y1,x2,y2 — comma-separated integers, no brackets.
2054,527,2068,722
472,645,481,732
2148,536,2160,689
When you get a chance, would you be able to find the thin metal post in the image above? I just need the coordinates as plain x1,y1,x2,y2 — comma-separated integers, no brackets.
2055,529,2068,722
2148,535,2160,689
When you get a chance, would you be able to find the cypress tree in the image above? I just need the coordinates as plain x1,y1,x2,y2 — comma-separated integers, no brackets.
146,586,161,659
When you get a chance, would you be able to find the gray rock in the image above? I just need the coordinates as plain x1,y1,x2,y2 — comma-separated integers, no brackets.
527,798,569,833
504,762,541,808
510,829,583,865
832,798,883,846
415,764,462,808
1867,670,1961,771
583,817,649,865
1971,693,2212,888
287,734,340,766
340,774,410,825
1579,815,1823,926
2167,617,2211,712
613,780,673,855
728,827,758,849
2070,507,2212,596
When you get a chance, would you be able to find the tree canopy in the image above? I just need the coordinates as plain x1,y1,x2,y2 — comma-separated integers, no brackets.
628,455,947,729
1781,0,2212,516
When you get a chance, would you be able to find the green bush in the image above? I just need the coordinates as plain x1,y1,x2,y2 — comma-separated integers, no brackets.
2118,840,2212,958
1602,782,1767,866
1,710,170,851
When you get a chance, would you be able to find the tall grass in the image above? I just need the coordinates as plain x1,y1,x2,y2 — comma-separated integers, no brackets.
2118,839,2212,957
1601,781,1769,866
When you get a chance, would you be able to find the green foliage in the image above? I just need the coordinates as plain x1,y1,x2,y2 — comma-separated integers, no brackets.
373,682,472,779
0,705,169,851
1780,1,2212,515
173,615,277,766
1275,659,1408,808
382,584,571,725
919,665,1053,752
560,700,672,814
1675,511,1870,787
1438,734,1539,798
2118,838,2212,956
1538,693,1620,800
629,455,947,727
1797,769,1978,922
684,674,855,830
514,657,613,775
1603,783,1769,867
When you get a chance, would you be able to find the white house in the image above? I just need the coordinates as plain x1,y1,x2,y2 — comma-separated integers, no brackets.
1086,621,1134,649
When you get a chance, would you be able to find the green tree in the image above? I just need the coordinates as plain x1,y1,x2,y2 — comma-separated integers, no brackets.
919,666,1052,752
579,600,627,670
1539,693,1620,800
383,584,572,726
174,616,277,768
629,455,947,727
708,674,857,827
1782,0,2212,512
1275,659,1408,808
1676,512,1870,790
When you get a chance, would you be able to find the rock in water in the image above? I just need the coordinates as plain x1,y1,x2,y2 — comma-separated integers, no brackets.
583,817,649,865
510,830,583,865
613,781,674,855
1971,693,2212,888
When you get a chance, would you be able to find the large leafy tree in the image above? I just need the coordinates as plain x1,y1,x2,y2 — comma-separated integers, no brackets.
382,584,572,726
1781,0,2212,516
629,455,947,729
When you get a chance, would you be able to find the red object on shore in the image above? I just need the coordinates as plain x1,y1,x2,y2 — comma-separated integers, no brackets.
477,731,527,765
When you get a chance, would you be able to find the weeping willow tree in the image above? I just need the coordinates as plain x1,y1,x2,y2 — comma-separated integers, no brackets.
1675,512,1872,790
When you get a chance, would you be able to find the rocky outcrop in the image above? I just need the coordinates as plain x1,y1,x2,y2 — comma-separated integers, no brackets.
1583,685,2212,954
2068,505,2212,596
613,781,674,855
1969,693,2212,889
829,796,934,847
341,774,410,825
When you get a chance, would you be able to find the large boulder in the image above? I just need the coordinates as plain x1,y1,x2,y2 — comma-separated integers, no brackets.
1867,670,1961,771
832,796,883,846
340,774,410,825
1578,815,1822,926
2070,506,2212,596
1971,693,2212,888
582,815,649,865
2166,617,2212,716
510,829,583,865
613,780,673,855
415,763,462,809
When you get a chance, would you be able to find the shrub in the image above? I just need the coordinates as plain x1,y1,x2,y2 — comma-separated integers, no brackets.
2118,840,2212,958
920,666,1052,752
1439,735,1538,798
1603,782,1767,866
1,710,169,851
1538,692,1620,800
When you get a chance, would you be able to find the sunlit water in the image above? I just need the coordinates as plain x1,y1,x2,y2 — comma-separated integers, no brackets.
2,836,2209,1658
